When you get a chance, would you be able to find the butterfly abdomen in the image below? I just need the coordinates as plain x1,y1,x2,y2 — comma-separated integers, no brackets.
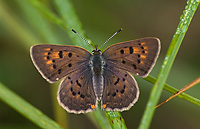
90,54,104,100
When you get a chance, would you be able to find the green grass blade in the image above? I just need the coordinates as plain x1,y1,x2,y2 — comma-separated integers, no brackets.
0,1,38,49
138,1,200,129
18,0,69,128
89,108,112,129
0,83,63,129
53,0,93,51
28,0,66,29
145,76,200,107
105,112,127,129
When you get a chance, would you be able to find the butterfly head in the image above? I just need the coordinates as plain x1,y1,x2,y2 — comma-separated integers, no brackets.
92,45,101,55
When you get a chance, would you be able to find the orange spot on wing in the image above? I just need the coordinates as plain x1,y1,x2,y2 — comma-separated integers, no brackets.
52,52,60,58
103,104,107,109
141,42,146,45
143,46,148,49
91,104,95,109
50,65,54,69
133,47,140,53
44,48,51,51
76,95,79,99
46,60,52,65
44,53,48,56
140,55,146,58
118,93,121,98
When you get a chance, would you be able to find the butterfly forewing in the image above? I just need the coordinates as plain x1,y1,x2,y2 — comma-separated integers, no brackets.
57,68,97,114
103,37,160,77
30,45,91,83
102,66,139,111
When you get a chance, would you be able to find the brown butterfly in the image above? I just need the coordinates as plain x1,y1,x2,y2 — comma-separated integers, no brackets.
30,29,160,114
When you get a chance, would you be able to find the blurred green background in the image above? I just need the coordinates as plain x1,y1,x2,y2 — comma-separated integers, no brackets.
0,0,200,129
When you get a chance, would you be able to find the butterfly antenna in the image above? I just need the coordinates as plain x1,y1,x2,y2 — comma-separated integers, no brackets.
71,29,95,49
99,28,122,49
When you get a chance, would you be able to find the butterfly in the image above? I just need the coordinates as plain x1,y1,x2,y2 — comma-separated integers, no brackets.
30,28,160,114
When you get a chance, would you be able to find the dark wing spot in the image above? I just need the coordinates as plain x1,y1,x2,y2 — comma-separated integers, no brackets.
48,52,51,55
68,63,72,67
53,64,56,69
120,49,124,54
125,74,127,77
72,92,76,96
80,94,85,98
68,52,72,57
120,89,125,94
122,60,126,64
58,51,63,58
112,92,116,97
52,59,55,63
50,48,53,51
78,91,80,94
141,46,144,49
70,87,73,92
114,78,120,85
47,56,50,60
124,85,126,89
138,43,141,45
123,78,125,81
70,81,73,84
142,50,145,53
138,59,141,64
132,64,137,69
58,69,62,74
129,47,134,54
68,76,71,79
116,89,119,93
76,80,82,87
138,54,141,58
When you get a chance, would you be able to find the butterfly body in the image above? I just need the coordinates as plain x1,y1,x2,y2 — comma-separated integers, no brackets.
30,37,160,114
90,49,104,100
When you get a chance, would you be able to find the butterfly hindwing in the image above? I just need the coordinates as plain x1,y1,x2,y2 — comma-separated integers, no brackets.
102,66,139,111
103,37,160,77
57,67,97,114
30,44,91,83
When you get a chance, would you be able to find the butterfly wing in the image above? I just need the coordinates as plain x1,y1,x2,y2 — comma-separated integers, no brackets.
101,37,160,111
57,68,97,114
102,37,160,77
102,66,139,111
30,44,91,83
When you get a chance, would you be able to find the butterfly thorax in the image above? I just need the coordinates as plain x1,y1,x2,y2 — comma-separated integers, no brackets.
90,49,105,100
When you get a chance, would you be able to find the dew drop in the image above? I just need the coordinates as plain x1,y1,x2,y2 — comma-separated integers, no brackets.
192,4,197,11
181,25,187,33
176,28,181,35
